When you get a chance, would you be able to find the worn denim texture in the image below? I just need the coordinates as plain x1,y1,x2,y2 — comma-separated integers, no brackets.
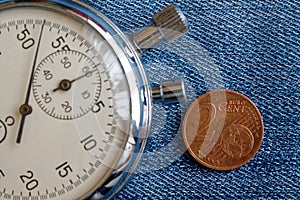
83,0,299,199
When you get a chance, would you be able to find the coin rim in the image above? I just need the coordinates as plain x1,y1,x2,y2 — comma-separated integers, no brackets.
182,90,264,170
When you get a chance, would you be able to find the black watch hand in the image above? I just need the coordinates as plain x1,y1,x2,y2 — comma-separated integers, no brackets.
52,69,97,93
16,20,46,144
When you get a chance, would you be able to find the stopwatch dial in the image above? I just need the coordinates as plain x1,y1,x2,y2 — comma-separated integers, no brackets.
33,50,101,120
0,2,132,200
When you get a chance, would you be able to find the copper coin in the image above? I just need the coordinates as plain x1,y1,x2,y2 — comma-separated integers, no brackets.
182,90,263,170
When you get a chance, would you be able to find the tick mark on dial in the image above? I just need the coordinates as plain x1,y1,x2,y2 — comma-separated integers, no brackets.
0,170,5,178
79,106,85,113
78,54,84,62
50,107,56,116
49,56,54,63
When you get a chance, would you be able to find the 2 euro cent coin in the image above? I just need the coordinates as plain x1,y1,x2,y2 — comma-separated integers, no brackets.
182,90,264,170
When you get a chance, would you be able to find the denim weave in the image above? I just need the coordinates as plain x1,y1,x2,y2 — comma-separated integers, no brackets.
82,0,300,199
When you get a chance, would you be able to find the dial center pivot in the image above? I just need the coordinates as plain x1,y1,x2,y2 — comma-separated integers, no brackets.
19,104,33,116
57,79,72,92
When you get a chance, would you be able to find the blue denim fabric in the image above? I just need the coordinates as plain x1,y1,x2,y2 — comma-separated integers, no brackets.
83,0,299,199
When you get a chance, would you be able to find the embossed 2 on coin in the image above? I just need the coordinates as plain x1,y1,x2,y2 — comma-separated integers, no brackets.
182,90,264,170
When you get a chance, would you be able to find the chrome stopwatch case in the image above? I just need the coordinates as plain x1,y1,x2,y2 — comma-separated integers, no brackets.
0,0,188,199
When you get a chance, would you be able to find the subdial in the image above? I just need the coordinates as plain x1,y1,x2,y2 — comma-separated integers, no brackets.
33,50,101,120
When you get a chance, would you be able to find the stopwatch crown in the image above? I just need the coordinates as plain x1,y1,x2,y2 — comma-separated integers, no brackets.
132,4,189,51
153,4,189,42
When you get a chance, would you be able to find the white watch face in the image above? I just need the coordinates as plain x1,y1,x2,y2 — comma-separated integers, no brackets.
0,2,132,199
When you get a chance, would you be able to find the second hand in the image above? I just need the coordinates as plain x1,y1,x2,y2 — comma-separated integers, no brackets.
16,19,46,144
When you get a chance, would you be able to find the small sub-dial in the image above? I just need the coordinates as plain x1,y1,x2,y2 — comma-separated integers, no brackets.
33,50,102,120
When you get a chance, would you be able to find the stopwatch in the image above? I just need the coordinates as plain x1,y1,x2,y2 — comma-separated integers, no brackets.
0,0,188,199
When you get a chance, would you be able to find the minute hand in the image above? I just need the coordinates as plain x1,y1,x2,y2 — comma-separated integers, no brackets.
70,68,98,83
16,19,46,144
52,68,98,93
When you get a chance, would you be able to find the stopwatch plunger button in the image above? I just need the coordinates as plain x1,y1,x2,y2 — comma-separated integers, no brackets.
152,79,187,104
